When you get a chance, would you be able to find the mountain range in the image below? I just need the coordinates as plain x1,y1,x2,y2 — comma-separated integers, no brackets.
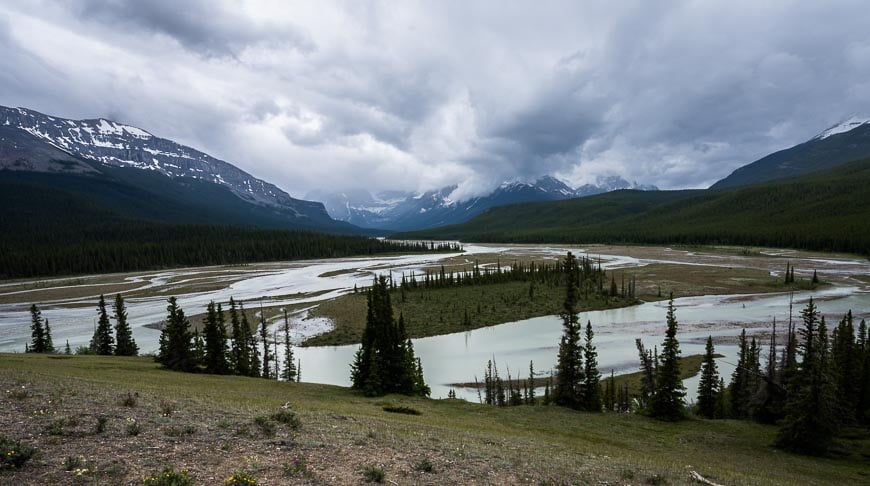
0,106,358,233
307,176,657,231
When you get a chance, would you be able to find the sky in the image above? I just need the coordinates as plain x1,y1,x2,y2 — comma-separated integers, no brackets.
2,0,870,200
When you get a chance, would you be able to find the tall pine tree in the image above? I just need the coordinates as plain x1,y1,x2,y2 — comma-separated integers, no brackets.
350,276,428,396
113,294,138,356
157,297,196,372
554,252,584,409
582,320,602,411
281,309,297,382
91,294,114,355
28,304,46,353
649,296,686,421
696,336,720,419
203,301,230,374
228,298,250,376
776,298,839,455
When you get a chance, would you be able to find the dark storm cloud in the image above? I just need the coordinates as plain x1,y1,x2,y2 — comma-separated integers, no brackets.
1,1,870,197
73,0,315,57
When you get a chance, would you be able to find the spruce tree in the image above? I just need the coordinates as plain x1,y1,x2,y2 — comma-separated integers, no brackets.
350,276,427,396
242,306,260,377
857,319,869,424
228,298,250,376
696,336,720,419
203,301,230,374
582,320,602,411
649,296,686,421
157,297,196,372
91,295,114,355
831,310,858,421
554,252,584,409
43,319,55,353
64,340,71,355
113,294,138,356
775,298,839,455
29,304,46,353
259,308,272,379
281,309,297,382
730,329,751,418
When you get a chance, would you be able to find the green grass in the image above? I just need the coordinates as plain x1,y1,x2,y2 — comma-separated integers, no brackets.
400,159,870,256
305,281,637,346
1,354,867,484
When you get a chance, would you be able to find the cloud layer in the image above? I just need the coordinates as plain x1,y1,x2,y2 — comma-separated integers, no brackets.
2,0,870,198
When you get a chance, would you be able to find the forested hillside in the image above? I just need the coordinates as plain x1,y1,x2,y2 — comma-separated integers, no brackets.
400,159,870,254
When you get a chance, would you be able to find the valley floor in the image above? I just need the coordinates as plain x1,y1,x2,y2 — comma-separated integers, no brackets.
1,354,868,485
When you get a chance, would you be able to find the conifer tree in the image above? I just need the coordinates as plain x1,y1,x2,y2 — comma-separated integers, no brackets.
582,321,602,411
228,298,250,376
857,319,869,424
297,358,302,382
157,297,196,372
554,252,584,409
113,294,138,356
259,308,272,379
649,296,686,421
527,361,536,405
64,340,71,355
281,309,297,382
636,339,656,406
91,295,114,355
203,301,230,374
43,319,55,353
28,304,46,353
730,329,751,418
350,276,428,396
242,306,260,377
831,310,858,421
696,336,720,419
776,298,839,455
755,318,786,423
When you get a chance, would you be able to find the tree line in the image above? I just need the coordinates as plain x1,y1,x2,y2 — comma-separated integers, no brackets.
27,294,138,357
157,297,300,381
0,221,461,279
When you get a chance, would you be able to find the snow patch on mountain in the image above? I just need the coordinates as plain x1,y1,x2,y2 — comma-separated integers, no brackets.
1,105,331,222
814,115,870,140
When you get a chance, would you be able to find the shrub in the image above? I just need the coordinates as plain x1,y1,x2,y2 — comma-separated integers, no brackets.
163,424,196,437
64,455,85,471
252,416,275,437
126,418,141,436
362,465,385,483
225,469,258,485
382,405,421,415
282,455,308,477
269,410,301,430
413,458,434,473
121,392,138,407
0,435,38,470
143,466,194,486
6,385,30,400
46,418,70,436
159,400,174,417
95,416,109,434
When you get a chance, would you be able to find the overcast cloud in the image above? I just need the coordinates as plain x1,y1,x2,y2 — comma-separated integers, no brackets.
2,0,870,199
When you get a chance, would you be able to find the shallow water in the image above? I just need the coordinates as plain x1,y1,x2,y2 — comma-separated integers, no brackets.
1,244,867,402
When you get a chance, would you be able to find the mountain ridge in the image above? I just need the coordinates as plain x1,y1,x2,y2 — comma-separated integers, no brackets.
308,175,657,231
712,116,870,189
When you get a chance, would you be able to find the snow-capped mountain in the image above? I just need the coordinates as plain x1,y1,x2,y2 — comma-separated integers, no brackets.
309,175,657,231
0,106,328,220
712,115,870,189
813,115,870,140
0,106,363,233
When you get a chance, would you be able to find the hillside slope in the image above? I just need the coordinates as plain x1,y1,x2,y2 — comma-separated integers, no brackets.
402,159,870,254
712,118,870,189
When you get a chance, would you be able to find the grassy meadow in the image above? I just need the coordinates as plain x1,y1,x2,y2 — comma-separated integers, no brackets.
1,354,867,485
